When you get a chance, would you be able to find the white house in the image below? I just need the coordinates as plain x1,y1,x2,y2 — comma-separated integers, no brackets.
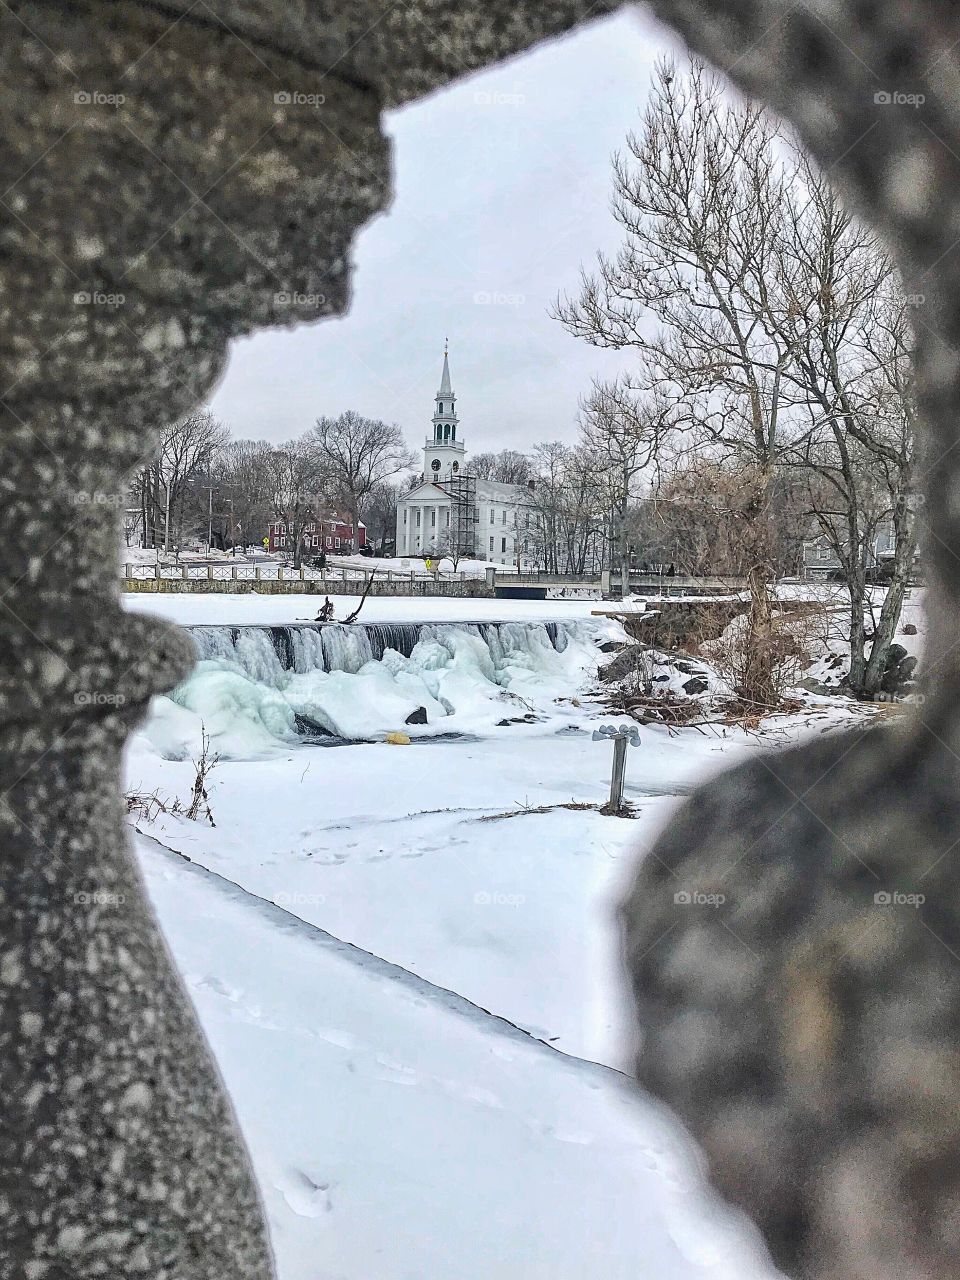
395,346,538,567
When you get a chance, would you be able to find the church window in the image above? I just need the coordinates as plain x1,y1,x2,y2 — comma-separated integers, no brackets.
489,536,494,552
490,509,495,524
452,462,459,472
451,426,455,440
501,509,507,525
431,509,436,527
501,537,506,553
416,510,421,527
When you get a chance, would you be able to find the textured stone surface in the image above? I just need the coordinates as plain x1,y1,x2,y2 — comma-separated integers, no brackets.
621,4,960,1279
0,0,619,1274
8,0,960,1275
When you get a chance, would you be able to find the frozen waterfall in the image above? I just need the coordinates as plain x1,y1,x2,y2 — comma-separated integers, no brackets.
138,620,604,760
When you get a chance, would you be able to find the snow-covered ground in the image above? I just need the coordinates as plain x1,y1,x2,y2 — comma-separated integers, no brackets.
123,587,891,1279
139,835,777,1280
327,552,513,577
123,591,612,626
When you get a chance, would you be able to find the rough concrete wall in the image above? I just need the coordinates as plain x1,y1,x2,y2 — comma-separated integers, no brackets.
0,1,620,1275
620,5,960,1280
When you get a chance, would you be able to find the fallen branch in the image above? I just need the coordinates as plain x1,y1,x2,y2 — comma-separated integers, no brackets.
343,568,377,624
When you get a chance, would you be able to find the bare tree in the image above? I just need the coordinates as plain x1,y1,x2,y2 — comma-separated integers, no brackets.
132,410,228,553
265,437,323,569
469,449,530,484
555,60,917,703
525,441,606,574
554,61,793,701
766,154,918,695
359,479,403,556
312,411,413,552
579,378,665,594
212,438,274,550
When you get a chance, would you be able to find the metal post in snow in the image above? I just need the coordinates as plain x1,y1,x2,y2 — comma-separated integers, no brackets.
609,734,628,812
592,723,641,815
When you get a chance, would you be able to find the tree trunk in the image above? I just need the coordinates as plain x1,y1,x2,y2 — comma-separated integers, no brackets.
350,500,361,554
619,473,630,598
861,501,916,695
846,565,868,693
738,469,779,706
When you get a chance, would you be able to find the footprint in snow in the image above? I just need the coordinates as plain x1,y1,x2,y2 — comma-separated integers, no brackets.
278,1168,336,1217
191,974,242,1002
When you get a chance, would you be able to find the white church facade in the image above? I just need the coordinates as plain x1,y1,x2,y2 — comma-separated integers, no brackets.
395,347,539,567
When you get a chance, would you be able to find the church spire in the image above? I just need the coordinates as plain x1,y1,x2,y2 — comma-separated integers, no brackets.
439,341,452,396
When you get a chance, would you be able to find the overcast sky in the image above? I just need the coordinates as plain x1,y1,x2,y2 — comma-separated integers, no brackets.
208,9,686,457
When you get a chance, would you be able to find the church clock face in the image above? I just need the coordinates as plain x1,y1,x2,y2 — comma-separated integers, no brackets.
431,459,441,472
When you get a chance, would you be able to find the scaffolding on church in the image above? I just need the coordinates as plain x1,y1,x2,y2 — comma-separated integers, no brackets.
447,471,477,560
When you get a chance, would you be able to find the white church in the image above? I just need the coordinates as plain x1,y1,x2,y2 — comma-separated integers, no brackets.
395,346,539,567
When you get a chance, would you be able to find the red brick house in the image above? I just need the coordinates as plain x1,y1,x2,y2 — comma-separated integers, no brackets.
267,514,366,555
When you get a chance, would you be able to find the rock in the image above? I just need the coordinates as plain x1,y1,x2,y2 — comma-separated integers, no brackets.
673,660,701,676
902,623,918,635
405,707,428,725
385,731,411,745
882,654,920,694
598,640,623,654
293,713,331,736
682,676,709,696
600,645,645,683
884,643,909,668
798,677,837,695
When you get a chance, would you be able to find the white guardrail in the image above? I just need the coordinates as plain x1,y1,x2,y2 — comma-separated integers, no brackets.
121,563,489,582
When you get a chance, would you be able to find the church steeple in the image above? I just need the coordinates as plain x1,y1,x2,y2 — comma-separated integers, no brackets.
432,342,458,444
439,339,452,396
423,341,465,482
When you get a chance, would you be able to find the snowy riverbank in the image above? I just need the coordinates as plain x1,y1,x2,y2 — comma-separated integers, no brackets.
123,589,885,1279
